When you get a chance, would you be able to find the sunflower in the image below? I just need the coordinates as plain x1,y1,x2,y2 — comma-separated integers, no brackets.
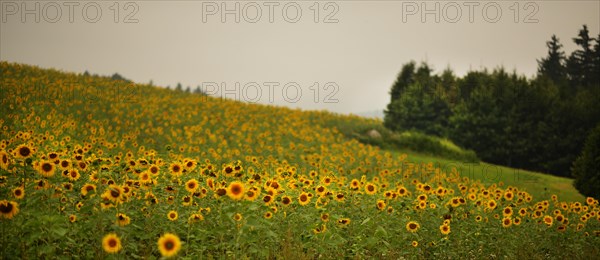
0,200,19,219
167,210,178,221
116,213,131,226
503,207,513,217
350,179,360,190
226,181,245,200
37,160,56,177
59,159,71,170
104,185,123,202
245,189,259,201
475,215,483,222
139,172,152,183
440,224,451,235
334,193,345,202
321,213,330,222
12,186,25,199
148,165,160,175
502,217,512,228
376,200,386,211
169,163,183,176
262,195,274,205
543,215,553,226
69,214,77,223
222,164,234,176
185,179,199,193
281,196,292,206
188,213,204,223
67,169,80,181
158,233,181,258
486,199,497,210
298,192,311,206
76,201,84,211
102,233,122,254
513,217,522,226
397,187,408,197
364,182,377,195
518,208,528,216
0,151,10,169
264,211,273,219
315,185,327,196
337,218,351,227
181,196,193,206
406,221,420,233
411,241,419,247
233,213,243,222
15,144,34,159
81,183,96,196
504,191,514,201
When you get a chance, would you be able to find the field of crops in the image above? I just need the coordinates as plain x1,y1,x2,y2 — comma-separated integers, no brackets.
1,62,599,258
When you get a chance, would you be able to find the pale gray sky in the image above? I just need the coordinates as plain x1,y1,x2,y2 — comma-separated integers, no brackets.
1,1,599,115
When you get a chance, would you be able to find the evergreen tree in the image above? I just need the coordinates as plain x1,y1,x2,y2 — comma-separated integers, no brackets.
537,35,566,83
389,61,416,102
567,25,595,87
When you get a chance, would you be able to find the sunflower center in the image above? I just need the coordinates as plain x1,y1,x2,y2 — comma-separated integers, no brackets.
110,190,120,198
108,239,117,247
42,163,53,172
165,241,174,250
0,203,13,213
19,147,31,157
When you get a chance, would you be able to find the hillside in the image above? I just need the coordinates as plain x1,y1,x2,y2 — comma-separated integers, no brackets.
0,62,597,258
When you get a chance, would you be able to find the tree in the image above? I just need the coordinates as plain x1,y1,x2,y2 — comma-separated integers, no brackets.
175,83,183,92
567,25,596,87
537,35,566,84
389,61,416,102
384,62,451,136
572,124,600,199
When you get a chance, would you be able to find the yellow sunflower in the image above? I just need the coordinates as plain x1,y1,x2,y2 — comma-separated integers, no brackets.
406,221,420,233
157,233,181,257
0,200,19,219
102,233,122,254
226,181,245,200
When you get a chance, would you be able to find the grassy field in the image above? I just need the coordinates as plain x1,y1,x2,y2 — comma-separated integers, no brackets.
1,62,598,259
403,152,584,203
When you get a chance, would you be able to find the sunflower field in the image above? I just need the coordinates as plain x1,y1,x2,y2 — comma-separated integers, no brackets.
1,62,599,259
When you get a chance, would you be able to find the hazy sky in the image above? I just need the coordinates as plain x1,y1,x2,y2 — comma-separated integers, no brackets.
1,1,599,115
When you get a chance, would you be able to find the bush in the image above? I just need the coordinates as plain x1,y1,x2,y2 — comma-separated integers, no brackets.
572,124,600,199
355,129,479,163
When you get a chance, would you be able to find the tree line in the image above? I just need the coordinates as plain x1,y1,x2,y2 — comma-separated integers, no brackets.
384,25,600,197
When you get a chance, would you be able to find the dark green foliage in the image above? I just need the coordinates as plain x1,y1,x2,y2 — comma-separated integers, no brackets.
537,35,567,84
572,125,600,199
384,25,600,177
385,63,450,137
